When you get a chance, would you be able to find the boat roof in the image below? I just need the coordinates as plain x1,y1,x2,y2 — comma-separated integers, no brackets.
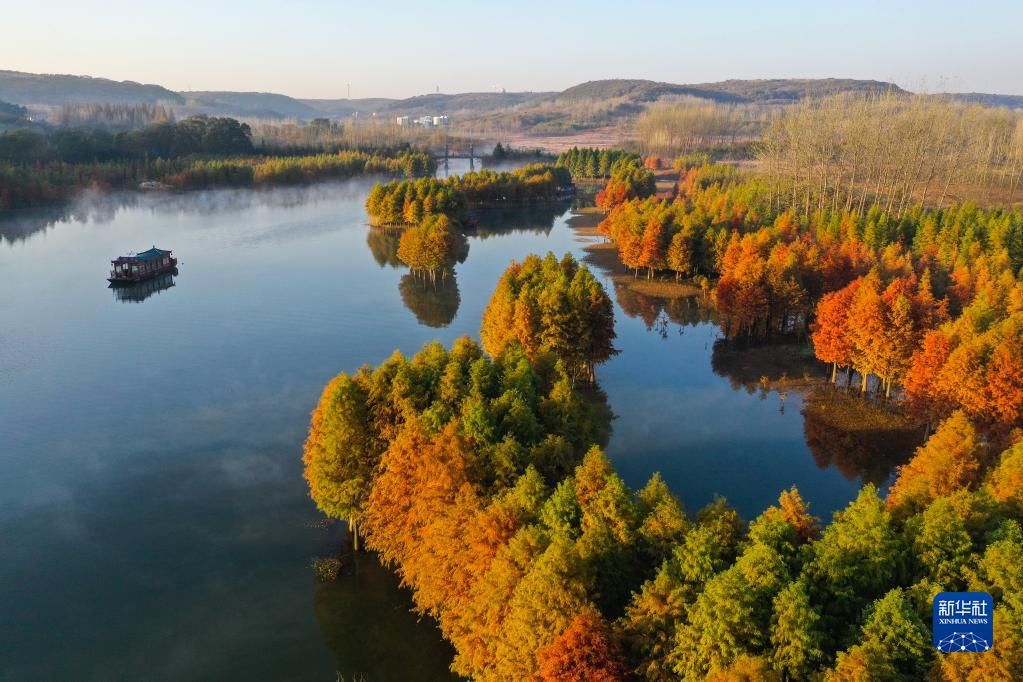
112,246,172,264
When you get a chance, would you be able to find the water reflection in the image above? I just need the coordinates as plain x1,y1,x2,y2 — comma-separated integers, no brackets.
710,340,821,395
0,180,382,245
399,273,461,328
614,284,718,334
371,201,568,328
468,201,568,239
314,541,458,682
366,228,402,268
709,340,922,485
802,385,924,486
109,271,178,303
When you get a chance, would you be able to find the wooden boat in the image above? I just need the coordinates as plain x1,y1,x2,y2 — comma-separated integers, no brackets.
108,246,178,284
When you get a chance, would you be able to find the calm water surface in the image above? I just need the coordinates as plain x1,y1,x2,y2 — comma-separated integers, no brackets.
1,165,875,681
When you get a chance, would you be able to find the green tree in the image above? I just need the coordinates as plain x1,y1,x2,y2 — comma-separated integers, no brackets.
909,497,974,588
770,580,824,679
302,373,379,549
802,485,904,648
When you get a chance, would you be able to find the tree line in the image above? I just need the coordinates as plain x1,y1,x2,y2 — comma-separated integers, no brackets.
634,100,767,157
759,92,1023,220
0,148,435,209
594,159,1023,437
0,114,255,163
365,164,573,228
556,147,641,180
51,102,174,130
303,264,1023,678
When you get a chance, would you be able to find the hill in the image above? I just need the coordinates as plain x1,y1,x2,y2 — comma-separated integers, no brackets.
950,92,1023,109
556,78,905,104
179,91,325,120
556,79,745,103
692,77,904,102
302,91,551,118
0,70,183,105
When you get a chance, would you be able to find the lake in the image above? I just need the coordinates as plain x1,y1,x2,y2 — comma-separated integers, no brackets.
0,163,896,681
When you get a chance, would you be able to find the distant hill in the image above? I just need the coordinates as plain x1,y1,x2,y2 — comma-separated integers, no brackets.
556,78,905,104
692,78,904,102
302,91,551,119
179,91,325,120
0,70,183,105
950,92,1023,109
2,69,1019,129
301,97,398,118
556,80,746,103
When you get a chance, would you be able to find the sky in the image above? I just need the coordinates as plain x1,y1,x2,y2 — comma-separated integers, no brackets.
3,0,1022,99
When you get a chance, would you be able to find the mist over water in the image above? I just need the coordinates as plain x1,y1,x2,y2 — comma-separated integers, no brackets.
0,165,883,680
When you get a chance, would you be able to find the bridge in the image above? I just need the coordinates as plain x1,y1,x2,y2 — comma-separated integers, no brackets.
431,141,478,171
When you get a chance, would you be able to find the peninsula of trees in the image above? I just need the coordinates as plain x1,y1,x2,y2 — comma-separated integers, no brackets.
364,163,573,227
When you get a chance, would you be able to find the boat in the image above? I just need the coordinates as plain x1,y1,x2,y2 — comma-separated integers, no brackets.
108,246,178,285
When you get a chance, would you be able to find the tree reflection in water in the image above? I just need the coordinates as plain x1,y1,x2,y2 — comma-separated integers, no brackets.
613,284,717,336
801,385,924,486
711,339,924,485
366,228,402,268
313,537,458,681
468,201,567,240
373,200,567,328
398,273,461,328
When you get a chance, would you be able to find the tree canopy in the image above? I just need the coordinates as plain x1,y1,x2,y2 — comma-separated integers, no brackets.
481,252,617,382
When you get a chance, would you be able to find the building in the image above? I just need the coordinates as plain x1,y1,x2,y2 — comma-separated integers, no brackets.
396,116,410,127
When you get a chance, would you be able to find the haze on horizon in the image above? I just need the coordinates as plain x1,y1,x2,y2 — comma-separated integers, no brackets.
3,0,1023,99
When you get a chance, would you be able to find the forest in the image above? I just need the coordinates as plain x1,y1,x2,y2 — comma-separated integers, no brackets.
302,89,1023,680
304,251,1023,680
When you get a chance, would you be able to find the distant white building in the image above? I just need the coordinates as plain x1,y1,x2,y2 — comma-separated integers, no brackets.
396,114,450,128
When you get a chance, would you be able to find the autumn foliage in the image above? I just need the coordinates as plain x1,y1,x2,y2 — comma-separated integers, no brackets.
595,162,657,212
481,253,617,382
536,609,626,682
396,214,463,283
365,163,572,226
306,151,1023,678
305,330,1023,679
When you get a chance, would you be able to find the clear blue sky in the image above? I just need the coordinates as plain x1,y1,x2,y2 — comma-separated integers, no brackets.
3,0,1022,98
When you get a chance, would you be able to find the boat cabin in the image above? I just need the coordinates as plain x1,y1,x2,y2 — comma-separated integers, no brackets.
109,247,178,284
